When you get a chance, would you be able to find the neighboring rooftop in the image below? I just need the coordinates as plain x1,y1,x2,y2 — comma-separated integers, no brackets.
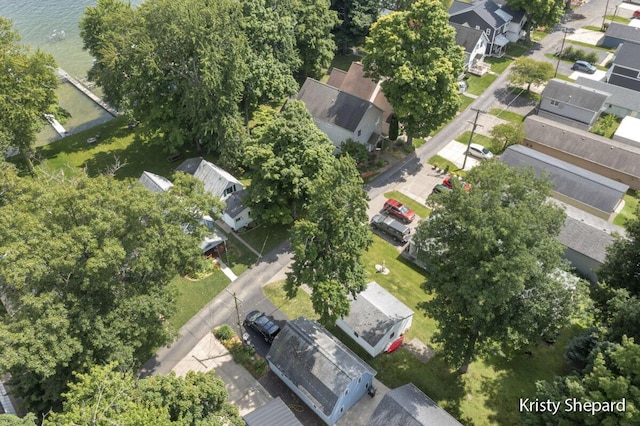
449,0,510,30
541,79,610,112
243,397,303,426
450,22,486,54
500,144,628,215
138,171,174,193
369,383,462,426
604,22,640,44
340,282,414,347
576,77,640,113
175,157,241,198
267,317,376,418
223,188,248,217
611,42,640,70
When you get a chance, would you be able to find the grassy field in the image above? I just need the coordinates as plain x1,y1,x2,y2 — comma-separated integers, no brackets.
458,94,476,112
383,190,431,219
457,130,497,154
486,56,513,74
428,155,466,177
614,190,638,227
466,74,498,96
238,223,290,257
263,234,580,425
488,108,524,124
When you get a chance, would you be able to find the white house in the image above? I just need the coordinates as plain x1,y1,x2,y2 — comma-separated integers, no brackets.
336,281,414,357
450,22,490,74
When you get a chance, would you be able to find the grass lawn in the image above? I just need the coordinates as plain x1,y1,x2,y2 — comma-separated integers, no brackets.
329,53,361,73
506,42,533,57
383,190,431,219
614,190,638,227
567,40,612,51
238,223,290,257
532,29,550,42
428,155,466,177
458,94,475,112
488,108,524,124
466,74,498,96
263,234,581,425
584,25,602,32
606,15,630,24
168,270,230,331
219,232,259,276
457,131,496,153
413,138,427,149
486,56,513,74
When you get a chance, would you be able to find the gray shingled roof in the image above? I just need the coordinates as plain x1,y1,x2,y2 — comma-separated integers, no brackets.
267,318,376,417
341,282,414,348
449,0,507,30
175,157,241,198
243,398,303,426
369,384,462,426
223,189,248,217
576,77,640,113
524,115,640,178
612,42,640,70
451,22,485,54
605,23,640,44
297,78,381,132
138,171,173,193
500,145,628,214
541,79,610,113
558,216,616,264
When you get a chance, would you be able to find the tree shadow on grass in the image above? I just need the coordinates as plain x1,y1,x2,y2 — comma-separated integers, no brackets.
479,324,584,424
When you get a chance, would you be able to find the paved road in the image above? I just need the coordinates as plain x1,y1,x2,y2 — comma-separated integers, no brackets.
141,0,620,378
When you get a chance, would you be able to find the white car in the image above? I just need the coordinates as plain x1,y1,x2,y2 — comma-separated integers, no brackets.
468,143,494,160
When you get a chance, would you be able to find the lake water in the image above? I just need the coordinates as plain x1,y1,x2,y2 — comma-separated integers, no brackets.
0,0,143,143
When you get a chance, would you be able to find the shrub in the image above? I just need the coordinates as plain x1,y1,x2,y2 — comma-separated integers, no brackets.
565,328,599,373
560,46,599,64
214,324,235,341
339,139,369,164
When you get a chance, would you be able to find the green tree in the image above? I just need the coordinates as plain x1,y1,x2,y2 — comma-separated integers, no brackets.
599,205,640,296
45,363,241,425
416,161,582,372
0,17,59,174
286,156,372,324
292,0,339,79
331,0,379,53
0,414,37,426
0,170,219,414
245,100,336,224
507,57,554,92
363,0,464,139
80,0,249,158
506,0,565,41
526,337,640,425
490,122,525,152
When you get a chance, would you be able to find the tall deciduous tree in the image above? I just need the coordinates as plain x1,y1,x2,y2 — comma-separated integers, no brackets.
416,161,582,372
506,0,565,41
0,17,58,174
507,57,554,92
0,170,219,414
599,205,640,296
331,0,379,53
490,122,525,152
80,0,249,160
286,155,372,324
44,363,242,425
292,0,339,79
245,100,336,224
363,0,464,139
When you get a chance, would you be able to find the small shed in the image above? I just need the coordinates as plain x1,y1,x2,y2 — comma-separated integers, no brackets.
336,281,414,357
538,79,609,129
221,189,253,231
267,318,377,426
138,171,174,193
602,22,640,49
368,384,462,426
613,116,640,148
243,397,303,426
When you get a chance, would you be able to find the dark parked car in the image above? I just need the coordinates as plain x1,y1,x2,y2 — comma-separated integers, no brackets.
571,60,597,74
431,184,453,195
243,310,280,343
371,214,411,242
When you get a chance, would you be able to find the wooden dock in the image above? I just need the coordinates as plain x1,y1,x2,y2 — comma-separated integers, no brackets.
44,114,67,137
56,68,120,117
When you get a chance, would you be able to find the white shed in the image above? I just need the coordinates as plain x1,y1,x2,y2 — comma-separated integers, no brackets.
337,281,414,357
613,116,640,148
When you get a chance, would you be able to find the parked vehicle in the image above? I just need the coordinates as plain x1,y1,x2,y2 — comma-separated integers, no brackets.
382,199,416,223
571,60,597,74
371,214,411,242
431,184,453,195
442,176,470,191
243,310,281,343
633,9,640,18
467,143,494,160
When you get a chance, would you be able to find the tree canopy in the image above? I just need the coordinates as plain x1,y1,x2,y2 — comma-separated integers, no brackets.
599,206,640,296
363,0,464,138
0,17,59,173
245,100,336,225
0,169,219,414
416,160,583,372
507,57,555,92
506,0,565,40
44,363,242,425
286,155,372,324
292,0,339,79
331,0,379,53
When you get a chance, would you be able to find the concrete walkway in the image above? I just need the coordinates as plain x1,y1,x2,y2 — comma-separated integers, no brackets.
216,259,238,282
171,332,272,417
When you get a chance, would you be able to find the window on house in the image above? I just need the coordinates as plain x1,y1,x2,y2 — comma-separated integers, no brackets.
345,389,349,395
390,332,395,339
475,25,481,30
550,100,559,107
485,28,491,36
357,129,362,137
340,407,344,413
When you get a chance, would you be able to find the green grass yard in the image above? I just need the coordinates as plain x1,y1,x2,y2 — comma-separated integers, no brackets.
614,190,638,227
457,130,498,154
466,73,498,96
486,56,513,74
427,155,466,177
488,108,524,124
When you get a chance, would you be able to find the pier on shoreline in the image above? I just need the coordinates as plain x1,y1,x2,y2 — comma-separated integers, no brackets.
56,68,119,117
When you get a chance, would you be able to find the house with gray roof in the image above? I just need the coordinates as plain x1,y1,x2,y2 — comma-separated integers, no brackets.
175,158,253,231
602,22,640,49
538,79,610,129
267,317,377,425
368,384,462,426
449,0,526,57
606,43,640,92
297,78,383,151
243,397,303,426
138,171,174,193
523,115,640,189
450,23,490,74
336,281,414,357
576,77,640,118
500,145,628,221
552,199,625,283
613,116,640,148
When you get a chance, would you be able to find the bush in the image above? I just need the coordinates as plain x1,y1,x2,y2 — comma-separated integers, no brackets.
214,324,235,341
339,139,369,164
560,46,598,64
564,328,599,373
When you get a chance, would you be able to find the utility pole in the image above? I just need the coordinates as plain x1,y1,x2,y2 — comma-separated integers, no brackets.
225,289,244,341
554,27,570,78
462,108,484,170
602,0,611,30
